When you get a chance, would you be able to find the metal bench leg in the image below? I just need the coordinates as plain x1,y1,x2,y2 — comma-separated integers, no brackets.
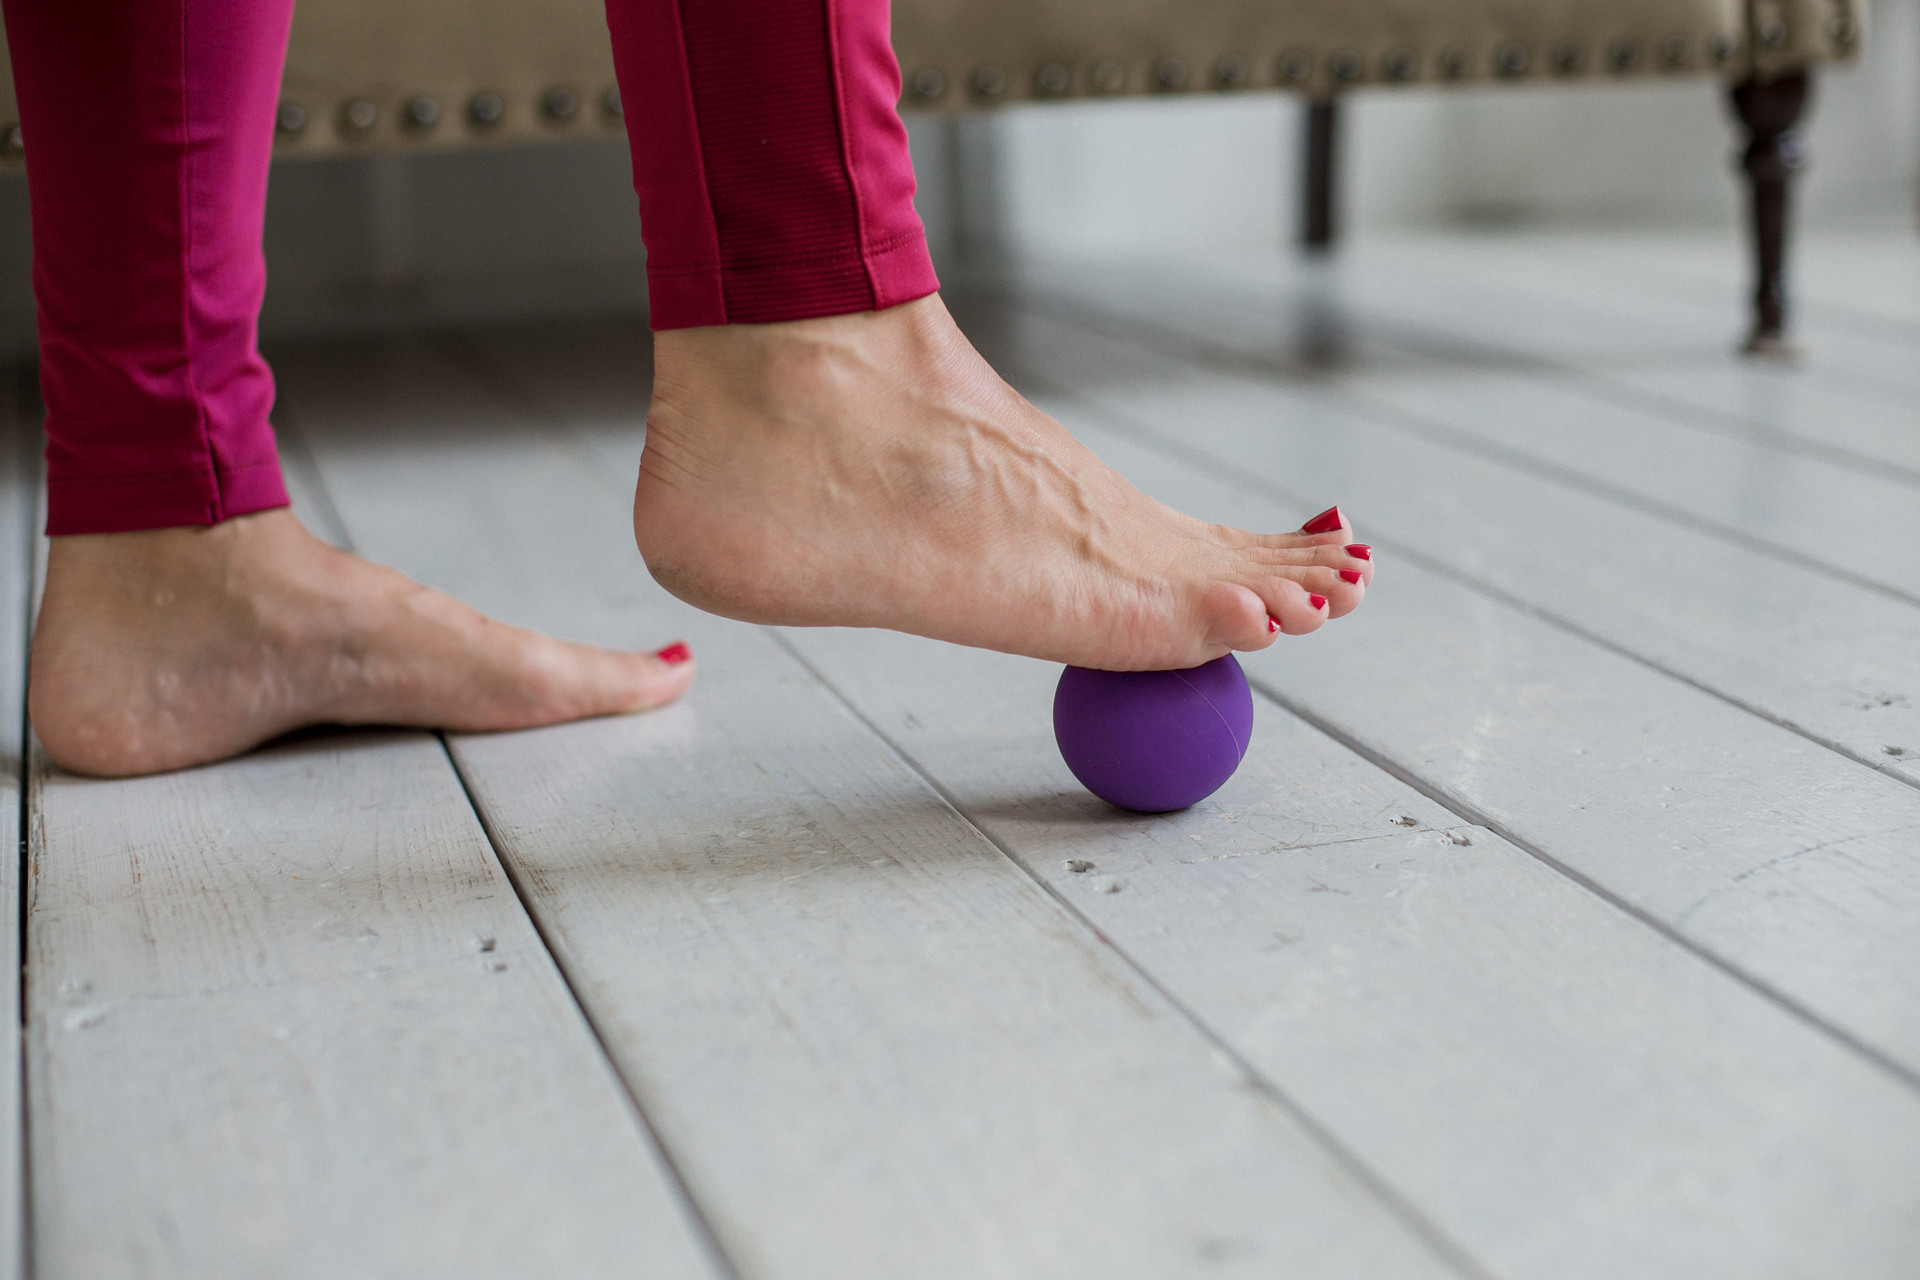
1301,97,1339,252
1730,71,1810,356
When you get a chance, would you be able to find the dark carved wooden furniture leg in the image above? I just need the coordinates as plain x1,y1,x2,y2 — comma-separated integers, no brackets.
1729,72,1811,356
1302,97,1339,252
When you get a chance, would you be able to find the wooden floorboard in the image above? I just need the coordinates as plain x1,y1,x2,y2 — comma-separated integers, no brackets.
1317,232,1920,399
24,420,719,1280
461,289,1920,1274
965,305,1920,784
1389,236,1920,463
27,227,1915,1277
273,337,1462,1280
1348,371,1920,600
946,297,1920,1079
1593,363,1920,473
28,734,726,1279
780,624,1920,1280
1503,231,1920,360
1026,244,1920,478
456,315,1920,1276
1074,410,1920,1066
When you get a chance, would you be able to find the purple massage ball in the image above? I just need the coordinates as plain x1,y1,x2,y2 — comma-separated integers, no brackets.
1052,655,1254,812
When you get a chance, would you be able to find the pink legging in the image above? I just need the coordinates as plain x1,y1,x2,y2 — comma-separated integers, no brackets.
1,0,938,536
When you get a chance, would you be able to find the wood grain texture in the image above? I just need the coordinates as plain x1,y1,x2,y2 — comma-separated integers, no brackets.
1347,371,1920,601
1009,238,1920,484
957,306,1920,1079
779,620,1920,1280
1315,236,1920,494
962,303,1920,783
290,320,1920,1278
1445,232,1920,396
1257,231,1920,401
1597,362,1920,473
0,375,33,1280
1522,230,1920,335
1282,235,1912,475
277,337,1460,1280
28,730,723,1280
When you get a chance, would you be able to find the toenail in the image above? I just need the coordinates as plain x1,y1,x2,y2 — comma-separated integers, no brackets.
1300,506,1344,535
654,641,692,665
1308,594,1328,611
1338,569,1363,584
1267,615,1280,633
1345,544,1371,560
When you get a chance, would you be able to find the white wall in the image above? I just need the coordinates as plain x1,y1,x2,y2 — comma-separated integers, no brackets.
257,141,650,337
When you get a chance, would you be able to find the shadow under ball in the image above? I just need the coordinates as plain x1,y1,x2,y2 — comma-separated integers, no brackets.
1053,655,1254,812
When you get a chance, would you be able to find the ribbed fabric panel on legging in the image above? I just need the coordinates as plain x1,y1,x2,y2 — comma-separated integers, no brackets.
610,0,939,328
2,0,292,535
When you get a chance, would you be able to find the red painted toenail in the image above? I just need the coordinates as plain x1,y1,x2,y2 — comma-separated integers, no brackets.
1300,506,1344,535
1345,544,1371,560
1308,594,1328,611
1267,615,1280,633
654,642,692,665
1338,569,1363,584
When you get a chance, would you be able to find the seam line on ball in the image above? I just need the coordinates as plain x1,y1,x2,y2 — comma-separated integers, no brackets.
1170,667,1248,757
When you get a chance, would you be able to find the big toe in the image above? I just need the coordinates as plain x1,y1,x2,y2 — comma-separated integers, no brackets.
1208,580,1328,652
520,637,696,724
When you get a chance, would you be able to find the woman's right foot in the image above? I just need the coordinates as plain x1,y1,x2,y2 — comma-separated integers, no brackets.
31,508,694,778
636,293,1372,671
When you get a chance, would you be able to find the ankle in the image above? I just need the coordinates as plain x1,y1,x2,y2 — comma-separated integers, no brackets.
654,296,957,401
46,508,299,586
36,511,337,670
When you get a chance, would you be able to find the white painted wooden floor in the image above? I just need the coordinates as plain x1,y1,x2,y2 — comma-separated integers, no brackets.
4,228,1919,1279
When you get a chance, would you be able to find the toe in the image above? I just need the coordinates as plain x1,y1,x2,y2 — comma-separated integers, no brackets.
1206,582,1279,653
531,636,697,722
1297,504,1347,537
1228,538,1370,621
1239,511,1363,559
1242,537,1374,584
1342,542,1373,586
1252,579,1329,638
1248,504,1353,548
1296,564,1367,618
1282,584,1332,634
628,641,698,710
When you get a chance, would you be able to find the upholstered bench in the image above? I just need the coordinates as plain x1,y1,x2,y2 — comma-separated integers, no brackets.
0,0,1862,349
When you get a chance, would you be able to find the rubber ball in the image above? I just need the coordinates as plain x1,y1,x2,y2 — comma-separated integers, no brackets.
1052,654,1254,812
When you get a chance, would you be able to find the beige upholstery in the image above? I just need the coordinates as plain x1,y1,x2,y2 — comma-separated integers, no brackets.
898,0,1754,103
0,0,1864,162
0,0,626,161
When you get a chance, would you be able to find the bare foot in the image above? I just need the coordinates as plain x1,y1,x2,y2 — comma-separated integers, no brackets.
635,294,1371,670
30,509,694,778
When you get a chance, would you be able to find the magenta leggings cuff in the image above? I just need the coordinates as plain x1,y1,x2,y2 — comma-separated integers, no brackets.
44,459,290,538
645,227,940,329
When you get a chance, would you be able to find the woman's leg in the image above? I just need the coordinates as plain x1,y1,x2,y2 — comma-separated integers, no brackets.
608,0,936,326
610,0,1372,672
9,0,291,532
7,0,693,777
